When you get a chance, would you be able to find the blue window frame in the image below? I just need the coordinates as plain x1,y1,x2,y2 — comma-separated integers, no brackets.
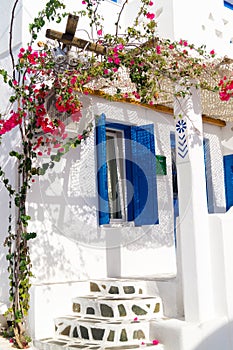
96,113,159,226
224,1,233,10
223,154,233,211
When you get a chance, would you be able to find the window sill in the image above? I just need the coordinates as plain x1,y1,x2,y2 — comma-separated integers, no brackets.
101,221,135,228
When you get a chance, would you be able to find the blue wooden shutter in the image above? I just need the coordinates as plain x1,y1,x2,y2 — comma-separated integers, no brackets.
223,154,233,211
131,124,159,226
96,113,109,225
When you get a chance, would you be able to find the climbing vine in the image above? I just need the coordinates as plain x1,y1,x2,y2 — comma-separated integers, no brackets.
0,0,225,348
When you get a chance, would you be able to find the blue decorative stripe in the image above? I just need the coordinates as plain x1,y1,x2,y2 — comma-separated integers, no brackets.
178,145,187,153
178,150,188,159
176,128,188,159
178,139,186,147
224,1,233,10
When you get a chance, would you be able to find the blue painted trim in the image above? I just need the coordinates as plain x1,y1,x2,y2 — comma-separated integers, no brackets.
223,154,233,211
224,1,233,10
96,114,110,225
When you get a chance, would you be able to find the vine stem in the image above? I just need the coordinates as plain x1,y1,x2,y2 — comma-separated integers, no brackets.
115,0,128,38
9,0,20,80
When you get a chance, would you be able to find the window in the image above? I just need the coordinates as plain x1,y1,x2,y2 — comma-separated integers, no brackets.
96,113,159,226
224,0,233,10
106,130,126,221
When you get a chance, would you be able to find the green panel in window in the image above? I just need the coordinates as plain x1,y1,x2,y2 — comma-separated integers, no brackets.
156,155,167,175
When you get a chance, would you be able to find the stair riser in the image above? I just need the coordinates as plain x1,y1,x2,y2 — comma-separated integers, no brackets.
55,317,150,345
72,297,163,320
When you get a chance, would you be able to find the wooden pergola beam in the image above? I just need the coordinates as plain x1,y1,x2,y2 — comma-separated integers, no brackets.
46,28,107,55
65,14,79,36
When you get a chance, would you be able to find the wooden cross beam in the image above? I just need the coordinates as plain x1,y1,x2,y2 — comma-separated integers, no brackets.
46,13,107,56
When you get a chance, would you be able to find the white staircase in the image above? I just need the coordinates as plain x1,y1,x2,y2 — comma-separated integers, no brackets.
33,279,165,350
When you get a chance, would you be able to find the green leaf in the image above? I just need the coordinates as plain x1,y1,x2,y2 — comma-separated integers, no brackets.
25,158,32,172
22,232,37,240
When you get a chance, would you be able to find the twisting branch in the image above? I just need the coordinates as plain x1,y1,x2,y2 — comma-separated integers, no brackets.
115,0,128,37
9,0,20,80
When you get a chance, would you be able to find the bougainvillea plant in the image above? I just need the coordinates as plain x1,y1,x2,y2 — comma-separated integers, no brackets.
0,0,225,348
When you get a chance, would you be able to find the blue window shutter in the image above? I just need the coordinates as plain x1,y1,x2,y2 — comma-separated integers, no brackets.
96,113,110,225
223,154,233,211
131,124,159,226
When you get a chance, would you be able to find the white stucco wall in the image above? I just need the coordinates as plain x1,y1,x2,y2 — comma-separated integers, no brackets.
203,123,226,213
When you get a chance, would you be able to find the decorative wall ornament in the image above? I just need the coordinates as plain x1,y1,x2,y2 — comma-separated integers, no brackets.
176,119,188,159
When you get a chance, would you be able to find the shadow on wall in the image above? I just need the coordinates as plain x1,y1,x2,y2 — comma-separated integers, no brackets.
194,320,233,350
0,131,21,303
0,251,10,303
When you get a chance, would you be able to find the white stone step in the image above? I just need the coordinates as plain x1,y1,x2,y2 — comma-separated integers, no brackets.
72,296,163,320
54,316,151,345
88,280,149,298
33,337,164,350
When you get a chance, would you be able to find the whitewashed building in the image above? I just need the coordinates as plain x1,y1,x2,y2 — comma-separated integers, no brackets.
1,1,233,350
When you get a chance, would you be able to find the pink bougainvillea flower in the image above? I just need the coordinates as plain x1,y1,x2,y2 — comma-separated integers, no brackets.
78,134,83,140
133,317,138,321
149,1,153,5
156,45,161,54
104,69,109,75
133,91,140,99
146,12,155,20
152,339,159,345
35,105,46,117
71,76,77,85
219,91,230,101
108,57,113,63
27,54,37,65
210,49,215,56
179,39,188,46
114,57,121,65
169,44,174,49
97,29,102,36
